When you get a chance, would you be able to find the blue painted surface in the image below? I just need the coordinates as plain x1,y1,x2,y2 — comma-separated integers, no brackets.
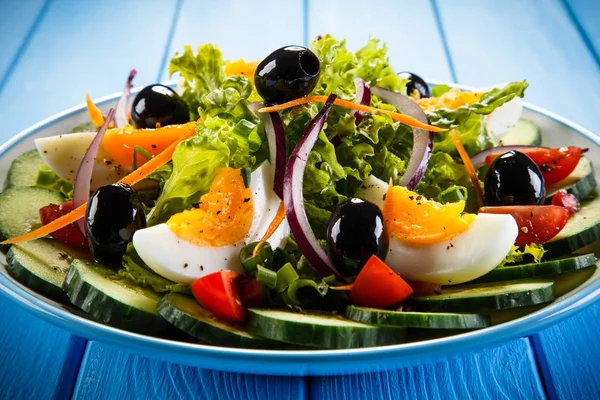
0,0,600,398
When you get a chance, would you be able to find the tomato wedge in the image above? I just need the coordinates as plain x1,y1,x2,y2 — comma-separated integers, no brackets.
191,271,246,322
39,201,88,247
349,255,414,308
479,205,569,246
234,276,266,307
486,147,583,186
551,189,580,214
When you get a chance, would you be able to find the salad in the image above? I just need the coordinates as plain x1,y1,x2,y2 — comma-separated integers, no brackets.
0,35,598,350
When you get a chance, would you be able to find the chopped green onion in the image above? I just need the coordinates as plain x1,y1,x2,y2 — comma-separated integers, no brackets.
287,279,323,305
256,265,277,289
239,242,273,274
276,262,299,293
438,185,468,204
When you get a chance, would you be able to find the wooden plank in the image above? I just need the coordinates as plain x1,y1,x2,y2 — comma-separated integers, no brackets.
0,0,178,144
436,0,600,135
0,0,47,89
306,0,453,82
73,3,308,399
0,296,87,399
437,0,600,398
311,339,545,400
534,305,600,399
73,342,307,400
0,1,177,398
160,0,305,80
563,0,600,62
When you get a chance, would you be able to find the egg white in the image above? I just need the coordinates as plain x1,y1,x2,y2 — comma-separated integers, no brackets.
35,132,129,190
385,213,518,285
133,162,289,284
355,175,388,209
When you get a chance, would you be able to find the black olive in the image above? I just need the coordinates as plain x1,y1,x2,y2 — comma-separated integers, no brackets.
484,150,546,206
398,71,430,98
254,46,320,104
326,198,389,278
131,84,189,129
86,183,146,266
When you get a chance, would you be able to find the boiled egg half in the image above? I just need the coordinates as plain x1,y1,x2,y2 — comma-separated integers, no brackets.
133,162,288,284
359,177,518,285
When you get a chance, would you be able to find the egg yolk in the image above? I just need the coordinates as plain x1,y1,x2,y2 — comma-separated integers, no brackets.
416,88,481,112
166,167,254,247
102,122,196,168
225,59,259,84
383,185,475,244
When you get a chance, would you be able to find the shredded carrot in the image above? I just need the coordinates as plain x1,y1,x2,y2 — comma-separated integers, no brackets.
258,96,446,133
329,283,354,291
450,130,483,208
86,93,105,127
1,126,197,245
252,201,286,257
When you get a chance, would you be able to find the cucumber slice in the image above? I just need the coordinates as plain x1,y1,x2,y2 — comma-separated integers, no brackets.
545,194,600,257
471,253,597,283
499,119,541,146
64,259,172,336
157,293,278,349
0,186,65,244
410,280,555,312
547,157,596,201
5,239,86,302
344,305,490,329
4,149,46,189
487,305,545,325
552,266,596,297
246,308,407,349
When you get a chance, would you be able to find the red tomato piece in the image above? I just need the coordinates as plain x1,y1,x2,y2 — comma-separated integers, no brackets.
39,201,88,247
551,189,580,214
234,276,266,307
349,255,414,308
479,205,570,246
486,147,583,186
191,271,246,322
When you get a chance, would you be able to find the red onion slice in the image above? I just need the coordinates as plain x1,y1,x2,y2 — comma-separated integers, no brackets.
471,145,548,169
248,102,286,199
371,86,433,190
283,93,345,281
114,69,137,128
73,108,115,234
350,78,371,125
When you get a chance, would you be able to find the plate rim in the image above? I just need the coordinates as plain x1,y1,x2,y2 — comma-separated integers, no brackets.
0,81,599,375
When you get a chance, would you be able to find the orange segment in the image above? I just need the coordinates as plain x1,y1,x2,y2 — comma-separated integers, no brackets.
167,168,253,247
417,88,481,112
102,122,196,168
225,59,259,83
383,185,475,244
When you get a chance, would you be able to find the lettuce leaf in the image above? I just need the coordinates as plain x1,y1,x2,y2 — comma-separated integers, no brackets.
169,44,226,119
499,243,546,267
119,244,190,294
427,81,528,129
36,165,73,198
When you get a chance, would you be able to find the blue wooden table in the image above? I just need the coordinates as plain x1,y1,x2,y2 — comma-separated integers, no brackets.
1,0,599,398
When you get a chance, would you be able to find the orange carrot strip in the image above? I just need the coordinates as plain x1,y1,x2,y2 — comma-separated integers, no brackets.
1,126,197,245
329,283,354,291
450,130,483,208
252,201,286,256
258,96,446,133
86,93,105,127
